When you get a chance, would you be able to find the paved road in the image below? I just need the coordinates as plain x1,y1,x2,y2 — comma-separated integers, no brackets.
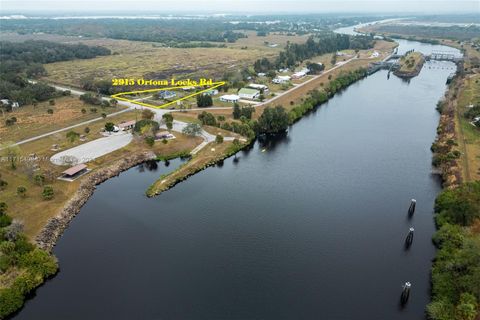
50,132,133,165
10,108,131,148
20,83,228,159
23,57,362,157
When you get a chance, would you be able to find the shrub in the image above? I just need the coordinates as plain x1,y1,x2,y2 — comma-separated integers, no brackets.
16,186,27,197
215,134,224,144
434,182,480,226
182,123,202,136
0,215,12,228
34,174,45,186
105,122,115,132
66,130,80,143
145,136,155,147
198,111,217,126
42,186,54,200
0,202,7,215
134,119,159,134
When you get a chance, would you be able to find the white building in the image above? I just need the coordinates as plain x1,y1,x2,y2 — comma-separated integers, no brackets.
292,71,307,79
238,88,260,100
257,72,266,77
220,94,240,103
291,68,310,79
247,84,269,92
272,75,291,84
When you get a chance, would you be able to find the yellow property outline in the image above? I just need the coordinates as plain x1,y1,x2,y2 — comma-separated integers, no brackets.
110,81,226,109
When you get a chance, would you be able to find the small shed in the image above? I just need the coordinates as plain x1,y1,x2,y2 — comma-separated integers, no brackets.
59,164,89,181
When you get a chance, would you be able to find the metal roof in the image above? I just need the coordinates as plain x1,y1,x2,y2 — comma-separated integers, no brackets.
62,163,87,176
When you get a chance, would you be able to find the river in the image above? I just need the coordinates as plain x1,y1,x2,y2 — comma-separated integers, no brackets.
13,29,461,320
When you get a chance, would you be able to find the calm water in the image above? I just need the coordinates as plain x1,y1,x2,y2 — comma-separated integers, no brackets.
14,40,460,319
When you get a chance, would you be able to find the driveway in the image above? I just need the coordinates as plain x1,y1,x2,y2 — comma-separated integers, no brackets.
50,132,133,165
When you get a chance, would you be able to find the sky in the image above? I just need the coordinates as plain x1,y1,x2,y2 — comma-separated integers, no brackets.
1,0,479,14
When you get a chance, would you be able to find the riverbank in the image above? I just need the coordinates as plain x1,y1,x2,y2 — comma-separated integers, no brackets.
0,133,202,318
36,151,156,251
12,45,455,319
428,42,480,320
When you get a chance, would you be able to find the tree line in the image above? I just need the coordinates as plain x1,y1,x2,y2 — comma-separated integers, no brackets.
1,19,247,45
0,40,110,107
0,200,58,318
253,33,374,72
428,182,480,320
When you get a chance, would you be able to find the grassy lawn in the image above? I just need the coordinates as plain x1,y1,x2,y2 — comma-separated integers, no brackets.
0,96,126,143
456,73,480,181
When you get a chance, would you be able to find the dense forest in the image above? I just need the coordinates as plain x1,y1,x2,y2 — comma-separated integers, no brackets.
0,40,110,106
254,33,374,72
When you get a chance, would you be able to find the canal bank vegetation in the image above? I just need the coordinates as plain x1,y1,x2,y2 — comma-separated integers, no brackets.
146,139,247,197
394,51,425,78
428,182,480,320
429,35,480,320
0,205,58,318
